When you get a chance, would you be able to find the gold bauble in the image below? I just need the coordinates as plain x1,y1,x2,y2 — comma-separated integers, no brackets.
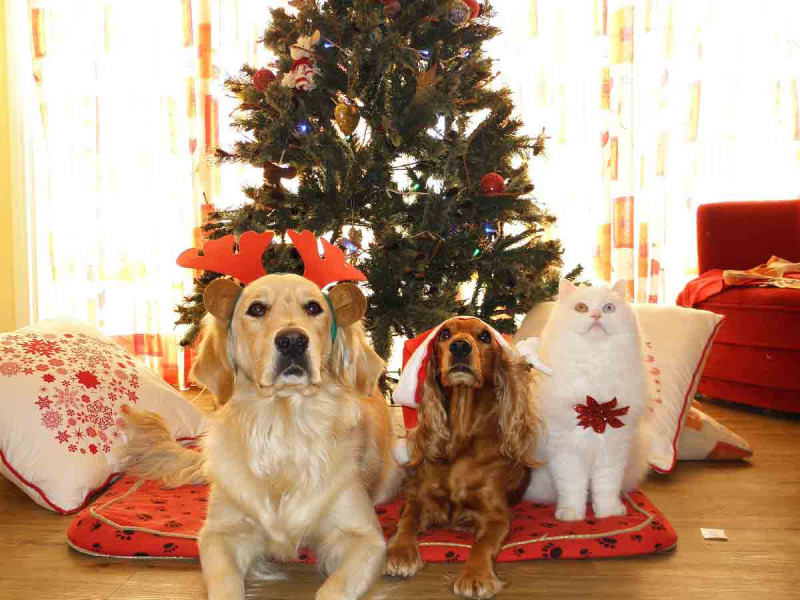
334,103,361,135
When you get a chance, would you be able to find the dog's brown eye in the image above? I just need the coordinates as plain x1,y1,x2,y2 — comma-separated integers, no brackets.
478,331,492,344
246,302,267,317
575,302,588,313
305,301,323,316
439,329,451,342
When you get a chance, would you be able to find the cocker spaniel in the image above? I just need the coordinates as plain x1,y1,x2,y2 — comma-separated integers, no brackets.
385,317,538,599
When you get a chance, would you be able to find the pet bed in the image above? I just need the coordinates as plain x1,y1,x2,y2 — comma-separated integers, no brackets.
67,475,676,562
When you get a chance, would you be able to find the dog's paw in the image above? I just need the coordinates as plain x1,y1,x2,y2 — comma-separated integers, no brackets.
554,505,585,521
453,568,504,599
593,498,626,519
384,542,424,578
315,583,347,600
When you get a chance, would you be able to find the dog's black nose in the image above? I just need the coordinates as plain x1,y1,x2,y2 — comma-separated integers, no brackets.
449,339,472,359
275,330,309,357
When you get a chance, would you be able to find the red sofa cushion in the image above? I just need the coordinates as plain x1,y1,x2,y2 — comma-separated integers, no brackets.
698,286,800,351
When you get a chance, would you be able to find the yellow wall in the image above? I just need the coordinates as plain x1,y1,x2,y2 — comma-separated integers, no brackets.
0,0,18,331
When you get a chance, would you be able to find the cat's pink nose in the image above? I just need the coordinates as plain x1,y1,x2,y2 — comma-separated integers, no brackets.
589,310,601,320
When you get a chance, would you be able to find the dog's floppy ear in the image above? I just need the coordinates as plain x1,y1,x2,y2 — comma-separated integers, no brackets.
407,348,450,467
328,282,366,327
494,343,539,466
329,321,385,398
203,278,242,321
190,314,234,409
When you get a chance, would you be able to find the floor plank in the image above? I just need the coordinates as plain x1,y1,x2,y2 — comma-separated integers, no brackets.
1,398,798,600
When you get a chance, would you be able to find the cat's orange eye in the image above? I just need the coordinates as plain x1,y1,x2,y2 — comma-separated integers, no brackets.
575,302,588,313
603,303,616,313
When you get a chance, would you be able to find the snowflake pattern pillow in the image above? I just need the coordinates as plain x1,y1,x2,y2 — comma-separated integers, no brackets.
0,319,206,513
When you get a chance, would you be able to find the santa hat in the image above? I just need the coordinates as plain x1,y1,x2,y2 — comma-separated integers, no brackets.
393,317,550,408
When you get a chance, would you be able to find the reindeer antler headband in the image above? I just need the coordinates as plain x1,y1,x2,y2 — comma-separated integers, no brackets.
177,230,367,340
177,229,366,287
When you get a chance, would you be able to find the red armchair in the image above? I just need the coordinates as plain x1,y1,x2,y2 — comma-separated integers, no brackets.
678,200,800,412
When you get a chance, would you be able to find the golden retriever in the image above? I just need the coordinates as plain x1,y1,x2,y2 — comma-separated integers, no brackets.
121,274,400,600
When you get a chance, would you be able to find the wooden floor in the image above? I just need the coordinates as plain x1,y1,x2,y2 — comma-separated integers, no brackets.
1,398,799,600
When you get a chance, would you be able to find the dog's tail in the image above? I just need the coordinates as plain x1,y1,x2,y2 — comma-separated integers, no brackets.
118,409,206,487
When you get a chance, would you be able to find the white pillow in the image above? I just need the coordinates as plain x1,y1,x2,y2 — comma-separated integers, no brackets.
513,303,724,473
0,319,206,513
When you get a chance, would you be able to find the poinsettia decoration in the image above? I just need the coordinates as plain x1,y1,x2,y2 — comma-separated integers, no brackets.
574,396,629,433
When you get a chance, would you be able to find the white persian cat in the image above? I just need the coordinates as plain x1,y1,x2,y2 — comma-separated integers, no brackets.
523,279,651,521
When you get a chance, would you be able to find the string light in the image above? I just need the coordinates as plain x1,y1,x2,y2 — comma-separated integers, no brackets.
419,49,431,59
297,121,311,135
322,41,334,49
483,223,498,235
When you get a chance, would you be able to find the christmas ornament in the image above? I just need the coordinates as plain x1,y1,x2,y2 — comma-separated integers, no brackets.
377,0,401,17
416,64,438,92
575,396,630,434
464,0,481,19
369,26,383,44
281,30,321,91
263,161,297,187
334,103,361,135
448,1,471,26
253,68,276,92
479,172,505,195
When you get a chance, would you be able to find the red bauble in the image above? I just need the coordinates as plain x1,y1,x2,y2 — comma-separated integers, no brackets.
377,0,401,17
464,0,481,19
253,68,276,92
479,172,505,195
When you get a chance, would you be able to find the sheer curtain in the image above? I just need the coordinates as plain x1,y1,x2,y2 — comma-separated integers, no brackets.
11,1,800,387
16,0,286,385
492,0,800,302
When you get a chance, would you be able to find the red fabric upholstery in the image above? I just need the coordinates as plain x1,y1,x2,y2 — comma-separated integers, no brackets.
680,200,800,412
68,475,676,562
696,200,800,273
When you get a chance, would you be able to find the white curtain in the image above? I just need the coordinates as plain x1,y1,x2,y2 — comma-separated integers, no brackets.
11,0,287,384
491,0,800,302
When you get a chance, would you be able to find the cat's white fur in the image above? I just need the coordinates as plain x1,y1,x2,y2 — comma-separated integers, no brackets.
524,279,651,521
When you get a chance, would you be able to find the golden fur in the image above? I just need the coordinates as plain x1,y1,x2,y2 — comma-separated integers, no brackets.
385,318,538,599
121,274,400,600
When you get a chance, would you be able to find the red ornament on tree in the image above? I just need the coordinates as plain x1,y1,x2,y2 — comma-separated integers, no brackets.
377,0,401,17
479,172,505,195
574,396,630,434
464,0,481,19
253,68,276,92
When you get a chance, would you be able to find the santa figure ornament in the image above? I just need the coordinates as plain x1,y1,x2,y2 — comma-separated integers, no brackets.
282,30,321,91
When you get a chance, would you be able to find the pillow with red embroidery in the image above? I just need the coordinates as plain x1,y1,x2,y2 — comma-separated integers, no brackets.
0,319,206,513
676,401,753,461
513,303,724,473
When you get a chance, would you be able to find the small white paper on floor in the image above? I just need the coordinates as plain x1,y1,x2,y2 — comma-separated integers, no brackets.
700,528,728,541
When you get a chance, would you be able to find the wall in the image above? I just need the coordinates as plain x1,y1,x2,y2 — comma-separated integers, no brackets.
0,0,18,332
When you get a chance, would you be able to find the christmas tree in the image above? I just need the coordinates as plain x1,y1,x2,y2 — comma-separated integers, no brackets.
176,0,580,360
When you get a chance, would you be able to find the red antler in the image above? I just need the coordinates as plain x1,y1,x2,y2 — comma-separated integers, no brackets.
176,231,274,284
287,229,366,288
